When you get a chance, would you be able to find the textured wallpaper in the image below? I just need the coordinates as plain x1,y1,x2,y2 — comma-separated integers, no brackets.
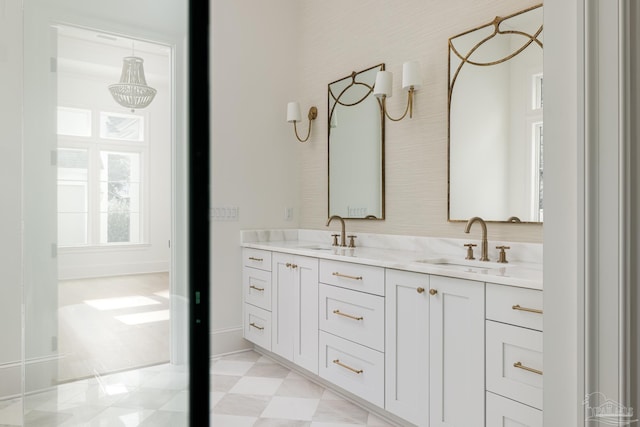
296,0,543,243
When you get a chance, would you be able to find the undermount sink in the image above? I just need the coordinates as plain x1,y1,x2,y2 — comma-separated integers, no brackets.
414,258,514,270
299,244,334,251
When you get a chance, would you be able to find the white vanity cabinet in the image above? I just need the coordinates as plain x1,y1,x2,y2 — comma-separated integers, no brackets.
242,248,273,350
384,269,430,426
271,253,319,374
429,275,485,427
485,283,543,426
318,259,386,408
384,271,485,427
241,237,544,427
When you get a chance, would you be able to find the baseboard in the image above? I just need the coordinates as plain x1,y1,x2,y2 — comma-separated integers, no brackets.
58,261,169,280
0,362,21,401
210,327,252,357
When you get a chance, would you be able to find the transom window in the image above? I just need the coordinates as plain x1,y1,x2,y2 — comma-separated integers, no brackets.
57,107,147,247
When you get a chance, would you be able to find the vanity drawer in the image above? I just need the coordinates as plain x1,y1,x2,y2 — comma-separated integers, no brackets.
319,284,384,352
319,331,384,408
243,248,272,271
486,283,543,331
486,391,542,427
244,303,271,351
486,320,543,410
243,267,272,311
319,260,384,296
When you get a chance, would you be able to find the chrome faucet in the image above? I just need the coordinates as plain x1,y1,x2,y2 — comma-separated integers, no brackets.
464,216,489,261
326,215,347,247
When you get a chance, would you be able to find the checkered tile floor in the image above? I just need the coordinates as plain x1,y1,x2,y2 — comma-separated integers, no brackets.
210,350,396,426
0,350,397,426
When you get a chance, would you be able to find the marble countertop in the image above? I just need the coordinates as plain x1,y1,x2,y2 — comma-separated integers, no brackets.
241,230,543,290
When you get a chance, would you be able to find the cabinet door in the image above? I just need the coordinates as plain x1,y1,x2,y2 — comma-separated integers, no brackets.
271,253,295,360
486,391,543,426
385,269,430,427
292,256,319,374
429,275,485,427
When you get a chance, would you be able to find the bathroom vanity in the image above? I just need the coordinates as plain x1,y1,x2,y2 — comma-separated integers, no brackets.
241,229,543,427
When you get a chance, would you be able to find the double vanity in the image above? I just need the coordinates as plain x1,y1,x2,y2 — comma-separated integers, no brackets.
240,229,543,427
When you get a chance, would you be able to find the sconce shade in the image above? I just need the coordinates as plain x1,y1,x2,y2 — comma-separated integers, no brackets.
109,56,157,112
287,102,302,122
402,61,421,90
373,71,393,98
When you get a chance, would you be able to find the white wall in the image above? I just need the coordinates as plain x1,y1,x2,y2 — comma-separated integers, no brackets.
296,0,543,242
210,0,300,354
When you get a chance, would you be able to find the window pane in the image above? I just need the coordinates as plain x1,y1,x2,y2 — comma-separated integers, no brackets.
57,107,92,137
100,151,142,244
57,149,88,246
100,112,144,141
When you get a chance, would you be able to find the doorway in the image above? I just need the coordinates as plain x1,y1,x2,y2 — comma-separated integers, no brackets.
54,25,173,382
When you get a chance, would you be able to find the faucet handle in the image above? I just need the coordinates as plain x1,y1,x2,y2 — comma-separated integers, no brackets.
347,235,357,248
331,234,340,246
496,245,511,263
464,243,477,260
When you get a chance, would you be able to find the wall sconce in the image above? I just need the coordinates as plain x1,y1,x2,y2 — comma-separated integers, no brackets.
373,61,421,121
287,102,318,142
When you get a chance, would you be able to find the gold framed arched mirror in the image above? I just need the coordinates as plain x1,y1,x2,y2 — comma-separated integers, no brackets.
448,4,543,223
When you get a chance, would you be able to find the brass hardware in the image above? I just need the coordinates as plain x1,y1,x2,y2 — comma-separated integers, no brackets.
331,234,340,246
328,64,386,221
248,257,263,262
333,309,363,321
417,287,425,294
347,235,357,248
291,264,298,269
332,272,363,281
507,216,522,223
513,361,542,376
429,289,438,295
249,285,265,292
464,216,489,261
496,245,511,263
378,87,416,122
249,322,264,331
332,359,363,374
464,243,477,260
512,305,543,315
286,263,292,268
291,106,317,143
326,215,347,247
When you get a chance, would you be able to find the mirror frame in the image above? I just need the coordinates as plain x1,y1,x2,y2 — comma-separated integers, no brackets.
327,63,385,220
447,4,544,224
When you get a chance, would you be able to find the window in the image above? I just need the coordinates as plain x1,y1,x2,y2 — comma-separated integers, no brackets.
57,107,146,247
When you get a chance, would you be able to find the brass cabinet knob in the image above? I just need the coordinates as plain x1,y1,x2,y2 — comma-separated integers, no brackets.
417,287,425,294
429,289,438,295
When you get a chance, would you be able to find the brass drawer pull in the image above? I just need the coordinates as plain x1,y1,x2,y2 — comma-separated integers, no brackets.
332,359,363,374
512,305,543,315
333,309,363,321
249,285,265,292
248,257,263,262
332,272,363,280
513,361,542,376
285,263,298,269
417,287,425,294
249,322,264,331
429,289,438,295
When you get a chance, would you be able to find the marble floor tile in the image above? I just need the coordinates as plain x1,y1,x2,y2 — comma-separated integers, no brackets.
312,399,370,425
1,350,402,426
228,377,284,396
261,396,320,421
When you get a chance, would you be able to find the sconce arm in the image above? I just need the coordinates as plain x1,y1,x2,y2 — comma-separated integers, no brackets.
381,87,415,122
292,106,318,143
